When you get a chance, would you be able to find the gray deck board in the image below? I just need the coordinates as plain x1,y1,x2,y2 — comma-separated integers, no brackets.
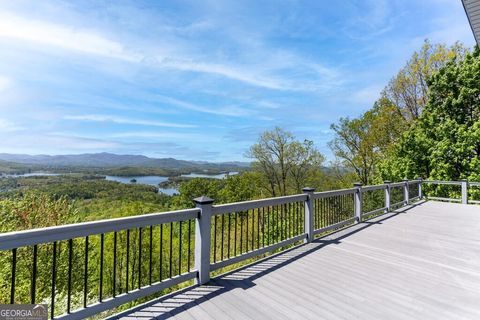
114,201,480,319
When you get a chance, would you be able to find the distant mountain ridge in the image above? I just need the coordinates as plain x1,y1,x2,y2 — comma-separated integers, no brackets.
0,153,250,169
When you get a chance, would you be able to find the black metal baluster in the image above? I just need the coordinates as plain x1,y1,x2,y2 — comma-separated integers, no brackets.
285,202,292,238
246,210,249,252
113,232,117,297
149,226,153,284
100,234,104,301
221,214,224,260
293,202,296,235
262,207,265,248
138,228,142,289
84,236,89,307
227,213,231,258
234,213,237,256
10,248,16,304
324,198,328,227
296,202,300,235
188,220,192,271
169,222,173,278
265,207,269,246
326,198,330,225
67,239,73,312
160,225,163,281
178,221,182,275
280,205,283,241
213,215,217,263
240,213,244,253
251,209,255,250
257,207,260,249
31,244,37,304
329,197,332,225
279,205,282,241
126,230,130,293
324,198,328,226
51,243,56,318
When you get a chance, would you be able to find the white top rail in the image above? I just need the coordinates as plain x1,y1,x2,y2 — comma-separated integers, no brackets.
423,180,462,185
312,188,356,199
389,182,405,188
362,184,386,192
212,194,308,216
0,208,200,250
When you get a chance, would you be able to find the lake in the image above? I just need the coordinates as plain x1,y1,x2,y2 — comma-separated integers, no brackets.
104,175,178,195
106,172,239,195
1,172,239,196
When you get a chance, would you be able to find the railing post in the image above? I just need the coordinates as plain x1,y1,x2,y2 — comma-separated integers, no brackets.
193,196,214,285
403,179,409,205
461,179,468,204
418,177,422,199
353,183,362,223
384,181,391,212
302,187,315,243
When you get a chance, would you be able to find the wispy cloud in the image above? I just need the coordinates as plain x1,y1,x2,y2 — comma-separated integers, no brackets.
0,12,138,61
154,95,254,117
64,114,196,128
0,10,341,92
109,131,214,141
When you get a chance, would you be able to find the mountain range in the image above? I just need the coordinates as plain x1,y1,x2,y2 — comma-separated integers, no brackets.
0,153,250,169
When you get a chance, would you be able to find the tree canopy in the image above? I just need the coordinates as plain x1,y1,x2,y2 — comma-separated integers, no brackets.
330,40,470,184
247,127,325,196
382,48,480,182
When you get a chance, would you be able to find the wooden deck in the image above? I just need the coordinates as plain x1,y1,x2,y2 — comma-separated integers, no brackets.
113,201,480,319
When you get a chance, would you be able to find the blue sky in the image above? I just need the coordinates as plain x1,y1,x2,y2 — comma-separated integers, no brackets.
0,0,475,161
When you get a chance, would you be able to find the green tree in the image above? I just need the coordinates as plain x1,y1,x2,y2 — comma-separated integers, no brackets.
329,101,404,185
247,127,325,196
382,47,480,181
171,178,224,208
383,40,467,122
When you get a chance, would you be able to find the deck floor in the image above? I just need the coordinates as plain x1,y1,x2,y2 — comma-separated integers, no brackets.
114,201,480,319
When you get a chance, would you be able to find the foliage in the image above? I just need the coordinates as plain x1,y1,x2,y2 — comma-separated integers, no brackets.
382,39,468,121
247,127,325,196
382,48,480,182
329,98,405,184
330,40,468,184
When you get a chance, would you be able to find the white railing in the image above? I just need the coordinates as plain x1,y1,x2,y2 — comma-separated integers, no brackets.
0,178,434,319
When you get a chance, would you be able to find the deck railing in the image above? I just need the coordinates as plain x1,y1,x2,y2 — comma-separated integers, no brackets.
1,177,462,319
422,180,472,203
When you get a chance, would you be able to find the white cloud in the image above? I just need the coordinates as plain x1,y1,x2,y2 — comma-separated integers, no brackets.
64,114,196,128
160,59,288,90
0,12,139,61
109,131,214,141
0,133,119,154
154,95,254,117
0,11,341,92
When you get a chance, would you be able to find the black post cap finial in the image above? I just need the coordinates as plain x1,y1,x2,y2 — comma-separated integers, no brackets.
193,196,214,205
